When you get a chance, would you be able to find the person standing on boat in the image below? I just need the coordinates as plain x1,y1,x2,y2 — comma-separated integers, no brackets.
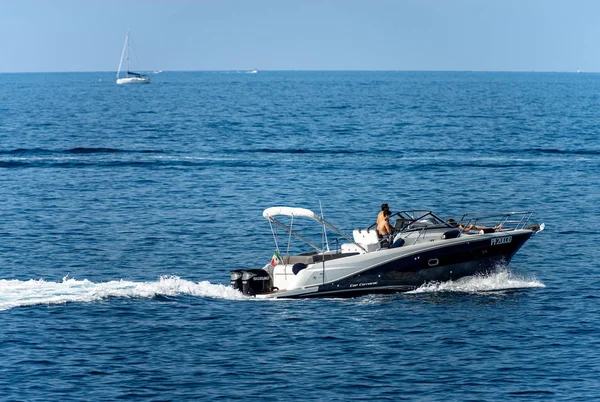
377,203,390,228
377,209,394,236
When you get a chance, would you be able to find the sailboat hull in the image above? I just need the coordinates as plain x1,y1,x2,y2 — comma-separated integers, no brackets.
116,77,150,85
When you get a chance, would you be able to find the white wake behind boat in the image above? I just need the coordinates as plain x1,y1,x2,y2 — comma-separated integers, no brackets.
230,206,544,298
116,31,150,85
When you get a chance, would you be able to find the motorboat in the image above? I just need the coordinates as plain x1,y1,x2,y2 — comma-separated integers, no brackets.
230,207,544,298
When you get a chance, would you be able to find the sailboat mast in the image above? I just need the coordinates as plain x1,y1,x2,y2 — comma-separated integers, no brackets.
117,32,129,78
126,32,130,76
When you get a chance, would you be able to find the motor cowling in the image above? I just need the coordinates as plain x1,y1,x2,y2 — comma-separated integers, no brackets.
230,270,243,291
241,269,273,296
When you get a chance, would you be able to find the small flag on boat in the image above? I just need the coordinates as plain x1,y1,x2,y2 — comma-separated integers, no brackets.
270,251,281,267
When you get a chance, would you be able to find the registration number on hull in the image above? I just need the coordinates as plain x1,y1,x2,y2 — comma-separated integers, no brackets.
491,236,512,246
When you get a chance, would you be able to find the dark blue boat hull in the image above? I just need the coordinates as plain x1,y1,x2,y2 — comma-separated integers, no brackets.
293,231,534,298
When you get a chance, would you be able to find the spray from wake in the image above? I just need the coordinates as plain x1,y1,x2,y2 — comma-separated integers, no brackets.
0,275,246,311
1,269,546,311
408,269,545,294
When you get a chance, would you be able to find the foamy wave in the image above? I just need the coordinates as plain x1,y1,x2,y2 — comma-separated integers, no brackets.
0,275,246,311
408,270,545,294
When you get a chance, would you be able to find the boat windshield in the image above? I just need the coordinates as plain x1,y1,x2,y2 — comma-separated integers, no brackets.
368,210,447,232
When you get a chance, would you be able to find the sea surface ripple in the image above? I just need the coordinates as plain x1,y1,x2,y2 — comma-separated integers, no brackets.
1,71,599,401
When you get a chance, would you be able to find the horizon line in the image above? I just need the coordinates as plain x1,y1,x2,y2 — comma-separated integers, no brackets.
0,69,596,74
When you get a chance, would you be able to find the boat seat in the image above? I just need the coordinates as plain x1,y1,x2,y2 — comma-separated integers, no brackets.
353,229,382,252
292,263,308,275
390,237,405,248
312,252,359,263
281,255,315,265
281,252,360,265
353,228,379,243
442,228,461,239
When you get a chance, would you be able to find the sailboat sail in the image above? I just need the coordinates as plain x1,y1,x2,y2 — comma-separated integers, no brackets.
116,33,128,79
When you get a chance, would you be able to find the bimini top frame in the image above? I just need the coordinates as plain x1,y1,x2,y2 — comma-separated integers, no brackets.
262,207,367,254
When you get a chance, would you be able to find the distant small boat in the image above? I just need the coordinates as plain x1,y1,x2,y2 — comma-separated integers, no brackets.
153,69,163,74
249,69,258,74
116,31,150,85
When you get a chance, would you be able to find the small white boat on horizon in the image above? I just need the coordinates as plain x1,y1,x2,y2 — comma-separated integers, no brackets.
116,31,150,85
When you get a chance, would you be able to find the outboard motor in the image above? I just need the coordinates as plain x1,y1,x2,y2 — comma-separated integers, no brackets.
241,269,273,296
230,270,243,291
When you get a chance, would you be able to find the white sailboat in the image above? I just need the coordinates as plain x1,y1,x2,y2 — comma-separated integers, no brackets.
116,31,150,85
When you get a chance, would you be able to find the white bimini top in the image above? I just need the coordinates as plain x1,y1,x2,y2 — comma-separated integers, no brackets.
262,207,318,220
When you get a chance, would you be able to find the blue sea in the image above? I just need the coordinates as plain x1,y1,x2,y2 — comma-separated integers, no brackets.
1,71,599,401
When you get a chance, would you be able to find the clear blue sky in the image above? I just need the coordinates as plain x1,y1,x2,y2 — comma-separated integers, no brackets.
1,0,598,73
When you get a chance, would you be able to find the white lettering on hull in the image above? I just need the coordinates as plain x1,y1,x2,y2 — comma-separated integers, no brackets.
491,236,512,246
349,282,378,288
